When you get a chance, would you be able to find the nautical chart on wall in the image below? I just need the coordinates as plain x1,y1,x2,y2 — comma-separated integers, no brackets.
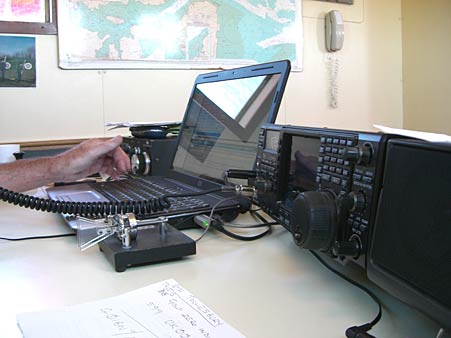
57,0,303,70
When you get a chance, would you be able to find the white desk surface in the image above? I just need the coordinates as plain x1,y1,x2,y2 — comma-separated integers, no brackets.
0,201,442,338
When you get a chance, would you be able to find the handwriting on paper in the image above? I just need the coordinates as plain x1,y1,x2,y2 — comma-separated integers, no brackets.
17,279,246,338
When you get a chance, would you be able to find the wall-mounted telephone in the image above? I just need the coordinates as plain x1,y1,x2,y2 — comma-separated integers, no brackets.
325,10,344,52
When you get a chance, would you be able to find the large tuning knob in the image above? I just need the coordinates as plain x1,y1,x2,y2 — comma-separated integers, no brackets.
290,191,338,251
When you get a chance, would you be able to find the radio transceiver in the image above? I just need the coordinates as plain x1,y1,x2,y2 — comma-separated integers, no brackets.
253,124,393,267
252,123,451,330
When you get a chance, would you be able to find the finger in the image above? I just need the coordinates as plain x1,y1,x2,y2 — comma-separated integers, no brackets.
87,136,123,160
111,146,131,173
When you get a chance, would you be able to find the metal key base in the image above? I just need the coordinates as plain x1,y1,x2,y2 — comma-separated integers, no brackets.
77,213,196,272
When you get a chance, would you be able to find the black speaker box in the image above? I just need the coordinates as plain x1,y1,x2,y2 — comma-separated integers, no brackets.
368,138,451,329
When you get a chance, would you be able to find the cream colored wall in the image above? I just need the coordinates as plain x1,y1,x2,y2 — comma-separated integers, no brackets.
284,0,403,131
402,0,451,134
0,0,403,143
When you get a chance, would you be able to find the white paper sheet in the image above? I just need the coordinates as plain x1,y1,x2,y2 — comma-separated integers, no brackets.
17,279,246,338
373,124,451,143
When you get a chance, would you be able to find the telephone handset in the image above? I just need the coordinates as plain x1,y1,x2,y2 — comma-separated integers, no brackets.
325,10,344,52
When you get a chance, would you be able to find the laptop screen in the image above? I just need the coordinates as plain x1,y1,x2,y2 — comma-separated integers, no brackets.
172,60,290,182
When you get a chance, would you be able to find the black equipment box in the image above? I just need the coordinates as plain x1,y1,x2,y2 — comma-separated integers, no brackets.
121,136,177,176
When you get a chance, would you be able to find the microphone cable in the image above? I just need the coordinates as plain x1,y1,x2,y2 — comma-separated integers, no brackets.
0,186,229,217
310,250,382,338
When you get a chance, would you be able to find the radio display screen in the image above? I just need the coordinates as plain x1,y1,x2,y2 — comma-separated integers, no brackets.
264,130,280,152
287,135,320,193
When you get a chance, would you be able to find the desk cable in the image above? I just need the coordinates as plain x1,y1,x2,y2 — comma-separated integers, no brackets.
0,233,75,241
193,197,275,242
310,250,382,338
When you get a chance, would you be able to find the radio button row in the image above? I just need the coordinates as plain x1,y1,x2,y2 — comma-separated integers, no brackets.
353,180,373,191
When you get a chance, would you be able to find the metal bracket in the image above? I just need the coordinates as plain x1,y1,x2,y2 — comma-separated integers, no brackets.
77,213,168,251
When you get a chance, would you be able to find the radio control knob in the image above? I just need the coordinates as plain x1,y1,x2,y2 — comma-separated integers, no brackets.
342,144,372,165
332,239,360,258
122,143,132,154
131,152,151,175
339,191,366,213
255,180,273,192
290,191,337,251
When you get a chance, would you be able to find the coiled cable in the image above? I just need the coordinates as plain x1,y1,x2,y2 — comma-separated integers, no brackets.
0,186,231,217
0,186,171,217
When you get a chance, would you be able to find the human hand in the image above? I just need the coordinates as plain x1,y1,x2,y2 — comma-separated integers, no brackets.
55,136,131,182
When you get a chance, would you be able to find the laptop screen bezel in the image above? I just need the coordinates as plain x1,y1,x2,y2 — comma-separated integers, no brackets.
169,60,291,183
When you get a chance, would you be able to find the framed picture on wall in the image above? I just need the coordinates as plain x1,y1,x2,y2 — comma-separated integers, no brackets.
0,35,36,87
0,0,56,35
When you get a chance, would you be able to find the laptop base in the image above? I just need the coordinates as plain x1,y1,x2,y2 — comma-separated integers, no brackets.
98,225,196,272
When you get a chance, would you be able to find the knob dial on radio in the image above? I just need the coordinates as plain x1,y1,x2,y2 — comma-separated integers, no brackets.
121,143,132,154
339,191,366,213
342,143,372,165
131,152,151,175
255,179,273,192
290,191,338,251
332,239,360,258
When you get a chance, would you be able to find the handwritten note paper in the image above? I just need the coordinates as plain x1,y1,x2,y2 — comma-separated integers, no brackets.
17,279,246,338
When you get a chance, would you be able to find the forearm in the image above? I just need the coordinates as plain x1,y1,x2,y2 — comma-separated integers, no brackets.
0,136,130,192
0,156,64,192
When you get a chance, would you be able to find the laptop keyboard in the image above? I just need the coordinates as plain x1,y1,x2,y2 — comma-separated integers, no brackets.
90,177,210,215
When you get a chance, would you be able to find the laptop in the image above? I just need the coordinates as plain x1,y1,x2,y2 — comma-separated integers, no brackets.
47,60,291,229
